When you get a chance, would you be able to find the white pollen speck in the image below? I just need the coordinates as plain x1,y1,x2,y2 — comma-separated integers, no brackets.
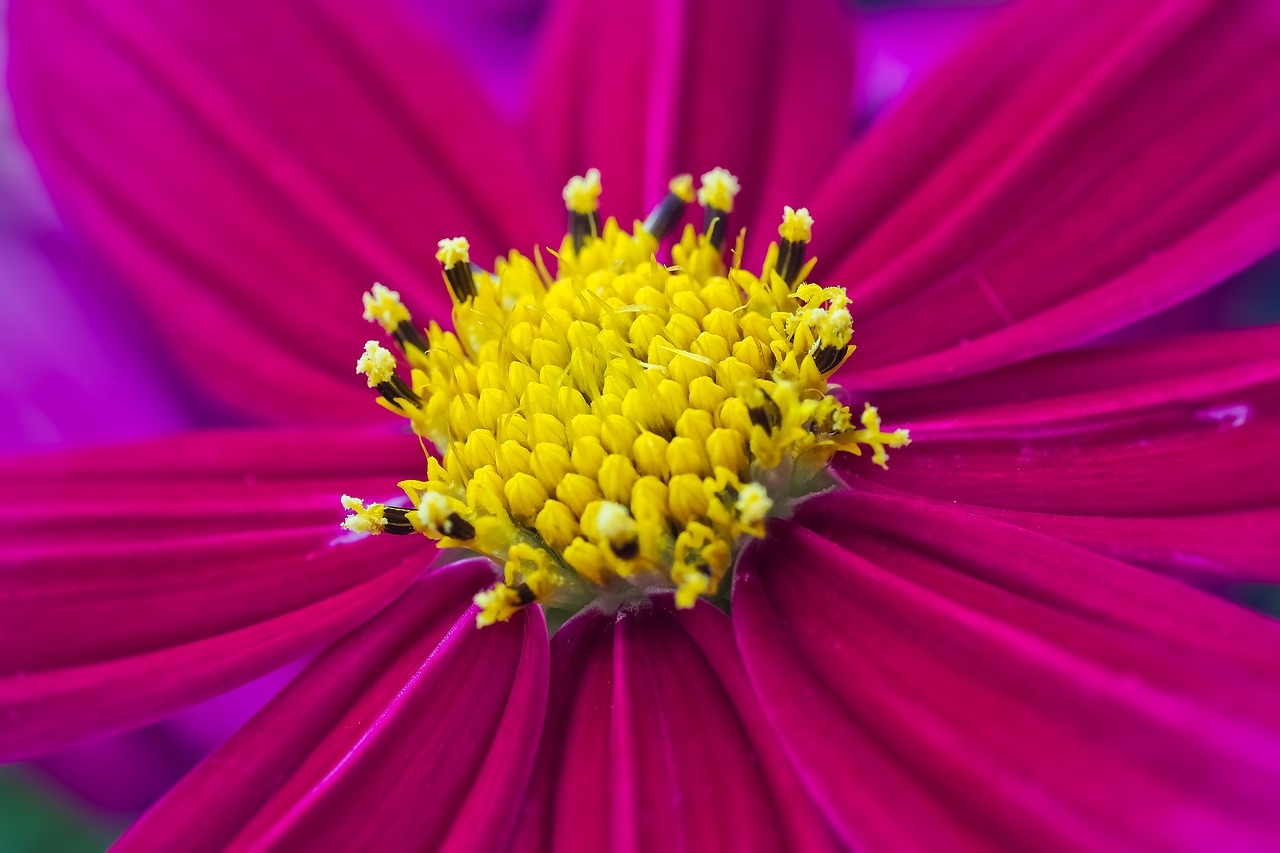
1198,404,1251,428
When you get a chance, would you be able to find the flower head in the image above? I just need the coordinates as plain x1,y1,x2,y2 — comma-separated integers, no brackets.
345,170,908,624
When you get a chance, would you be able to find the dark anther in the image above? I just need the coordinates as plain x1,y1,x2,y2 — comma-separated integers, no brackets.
569,210,601,253
812,345,849,374
383,506,415,535
776,238,806,286
643,191,688,241
444,263,477,303
748,395,782,431
376,375,421,408
515,583,538,606
612,538,640,560
441,513,476,541
391,320,429,353
719,484,740,506
704,207,729,251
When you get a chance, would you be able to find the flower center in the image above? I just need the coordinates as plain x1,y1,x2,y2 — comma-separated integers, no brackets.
343,168,909,627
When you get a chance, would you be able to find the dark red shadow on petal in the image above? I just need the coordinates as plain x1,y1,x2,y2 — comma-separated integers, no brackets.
119,560,548,853
0,425,434,759
735,500,1280,848
515,597,836,852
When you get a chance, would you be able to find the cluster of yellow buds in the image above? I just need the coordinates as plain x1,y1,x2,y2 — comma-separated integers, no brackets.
344,168,908,626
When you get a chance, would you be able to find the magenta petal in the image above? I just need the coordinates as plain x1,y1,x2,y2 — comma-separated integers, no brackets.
848,326,1280,516
815,0,1280,385
516,599,834,851
0,425,430,758
736,506,1280,848
8,0,558,423
527,0,853,239
119,561,547,852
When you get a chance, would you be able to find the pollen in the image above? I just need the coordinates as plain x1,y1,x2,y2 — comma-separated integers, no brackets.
346,168,908,625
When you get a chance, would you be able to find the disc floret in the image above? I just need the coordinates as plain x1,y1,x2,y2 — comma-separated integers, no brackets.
343,168,909,626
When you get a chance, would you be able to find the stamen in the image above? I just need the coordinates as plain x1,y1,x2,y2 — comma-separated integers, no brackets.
563,168,603,252
363,283,429,353
776,206,814,285
436,237,477,303
356,341,420,406
697,168,740,251
642,173,695,240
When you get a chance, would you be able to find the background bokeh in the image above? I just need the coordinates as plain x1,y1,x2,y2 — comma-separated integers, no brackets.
2,0,1276,849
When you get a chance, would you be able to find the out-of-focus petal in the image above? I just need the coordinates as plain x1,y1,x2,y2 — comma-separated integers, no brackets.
118,561,547,852
736,504,1280,848
527,0,854,242
847,325,1280,516
0,425,431,759
515,599,835,852
7,0,557,423
814,0,1280,387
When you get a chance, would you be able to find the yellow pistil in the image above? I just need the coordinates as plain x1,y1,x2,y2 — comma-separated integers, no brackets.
349,167,908,625
340,495,387,535
435,237,471,270
779,206,814,243
697,168,740,213
355,341,397,387
562,168,603,215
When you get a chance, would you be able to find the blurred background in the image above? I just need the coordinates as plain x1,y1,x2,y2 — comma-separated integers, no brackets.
1,0,1276,848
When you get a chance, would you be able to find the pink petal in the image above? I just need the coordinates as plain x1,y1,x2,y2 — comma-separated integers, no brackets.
846,326,1280,516
813,0,1280,386
527,0,854,242
515,599,835,851
119,561,547,852
8,0,558,423
0,425,432,758
736,501,1280,848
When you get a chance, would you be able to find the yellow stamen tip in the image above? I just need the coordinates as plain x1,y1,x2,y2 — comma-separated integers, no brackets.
474,583,523,627
355,340,398,387
668,173,695,203
362,283,411,331
340,495,387,535
563,168,603,214
697,167,740,213
779,206,814,243
435,237,471,270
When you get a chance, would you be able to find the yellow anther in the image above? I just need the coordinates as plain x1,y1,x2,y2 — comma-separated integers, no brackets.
630,475,669,521
340,495,386,535
356,341,398,387
362,283,411,331
669,173,695,203
495,440,532,480
436,237,471,270
570,436,608,478
779,206,814,243
697,168,741,213
563,168,603,214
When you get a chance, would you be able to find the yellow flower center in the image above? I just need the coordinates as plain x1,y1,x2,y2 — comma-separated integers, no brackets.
344,169,909,627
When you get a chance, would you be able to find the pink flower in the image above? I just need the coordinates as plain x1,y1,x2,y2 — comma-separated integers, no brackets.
5,0,1280,848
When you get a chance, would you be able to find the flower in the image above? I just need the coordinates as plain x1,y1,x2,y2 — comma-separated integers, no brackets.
5,0,1280,849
